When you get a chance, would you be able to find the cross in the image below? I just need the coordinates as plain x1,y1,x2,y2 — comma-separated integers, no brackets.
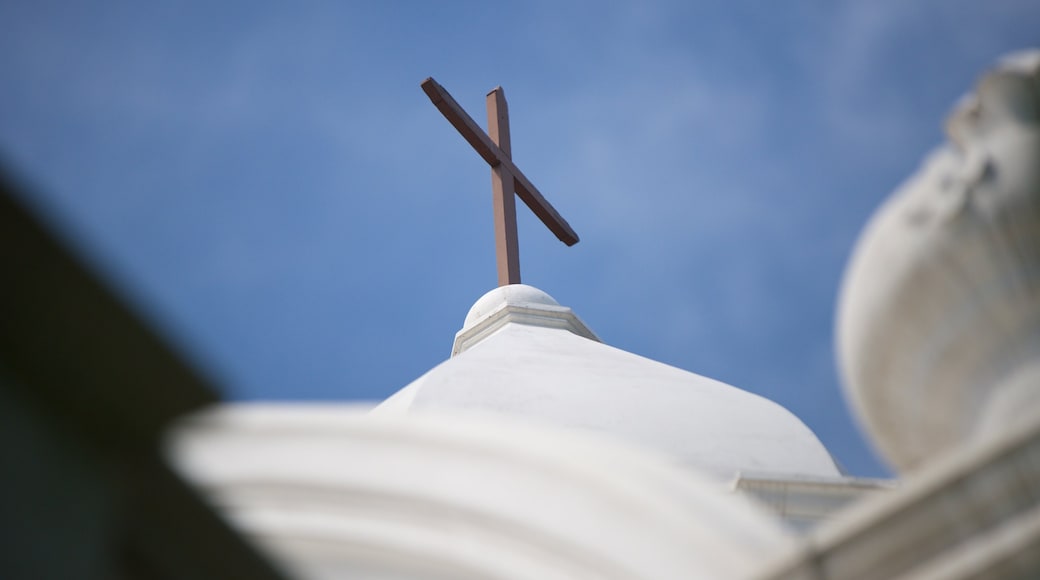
421,77,579,287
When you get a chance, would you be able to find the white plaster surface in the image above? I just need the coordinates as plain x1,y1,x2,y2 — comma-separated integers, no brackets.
376,287,840,481
452,284,599,356
170,404,794,580
732,473,892,533
753,404,1040,580
463,284,562,328
837,50,1040,472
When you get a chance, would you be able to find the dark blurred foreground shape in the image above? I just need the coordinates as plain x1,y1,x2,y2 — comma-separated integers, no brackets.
0,165,287,580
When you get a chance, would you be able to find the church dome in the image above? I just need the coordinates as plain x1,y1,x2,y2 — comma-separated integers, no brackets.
463,284,560,327
375,285,840,480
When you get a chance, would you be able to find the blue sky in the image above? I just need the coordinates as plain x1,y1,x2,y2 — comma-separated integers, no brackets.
1,1,1037,477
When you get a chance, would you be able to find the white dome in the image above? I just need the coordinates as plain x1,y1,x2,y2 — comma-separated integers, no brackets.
376,286,840,481
463,284,560,328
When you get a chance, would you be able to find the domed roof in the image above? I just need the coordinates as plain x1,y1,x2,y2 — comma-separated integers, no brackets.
463,284,561,327
375,285,840,480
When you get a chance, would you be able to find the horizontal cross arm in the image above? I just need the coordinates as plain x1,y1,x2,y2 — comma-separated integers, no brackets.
421,77,579,246
422,78,501,168
504,157,579,246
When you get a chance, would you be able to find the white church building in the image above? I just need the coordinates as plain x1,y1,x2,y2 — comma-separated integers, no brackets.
1,51,1038,580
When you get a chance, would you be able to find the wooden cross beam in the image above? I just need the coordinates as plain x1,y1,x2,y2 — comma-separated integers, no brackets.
421,77,579,287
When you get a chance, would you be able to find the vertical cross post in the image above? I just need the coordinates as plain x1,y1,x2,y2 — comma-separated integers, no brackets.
487,87,521,285
421,77,579,287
